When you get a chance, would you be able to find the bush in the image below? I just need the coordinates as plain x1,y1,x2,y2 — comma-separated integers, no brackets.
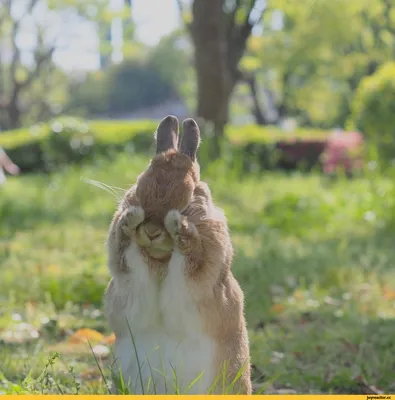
349,62,395,163
0,118,363,174
41,117,96,169
106,60,176,115
1,118,157,173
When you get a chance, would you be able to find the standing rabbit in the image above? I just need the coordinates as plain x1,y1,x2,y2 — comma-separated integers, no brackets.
104,116,251,394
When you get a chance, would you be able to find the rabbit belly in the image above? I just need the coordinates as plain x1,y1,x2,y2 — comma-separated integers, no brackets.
115,331,215,394
112,247,216,394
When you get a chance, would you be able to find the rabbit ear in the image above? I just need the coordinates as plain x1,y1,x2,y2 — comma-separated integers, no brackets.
180,118,201,161
156,115,179,154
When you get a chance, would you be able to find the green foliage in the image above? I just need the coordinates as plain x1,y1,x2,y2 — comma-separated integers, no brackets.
0,0,111,129
239,0,395,128
67,49,183,118
349,62,395,162
0,119,333,174
106,59,176,114
226,124,328,144
0,118,157,172
40,118,96,169
65,73,110,118
146,30,191,98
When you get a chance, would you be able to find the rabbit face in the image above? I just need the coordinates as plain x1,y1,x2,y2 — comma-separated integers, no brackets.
135,216,174,260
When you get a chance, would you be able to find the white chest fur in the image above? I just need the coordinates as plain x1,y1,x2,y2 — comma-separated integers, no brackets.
108,243,215,394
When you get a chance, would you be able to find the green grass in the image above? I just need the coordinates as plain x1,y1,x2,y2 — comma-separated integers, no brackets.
0,152,394,394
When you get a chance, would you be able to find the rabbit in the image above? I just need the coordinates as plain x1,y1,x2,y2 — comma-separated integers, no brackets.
104,115,251,395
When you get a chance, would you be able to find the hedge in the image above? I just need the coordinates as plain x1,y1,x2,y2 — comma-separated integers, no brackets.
0,116,362,174
0,117,158,172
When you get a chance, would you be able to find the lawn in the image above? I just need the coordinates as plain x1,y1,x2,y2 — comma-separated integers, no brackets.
0,152,394,394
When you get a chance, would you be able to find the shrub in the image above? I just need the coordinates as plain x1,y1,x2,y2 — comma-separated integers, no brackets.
106,60,176,115
41,117,96,169
349,62,395,163
1,118,157,173
0,118,364,174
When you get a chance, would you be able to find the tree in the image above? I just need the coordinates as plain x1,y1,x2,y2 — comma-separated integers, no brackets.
66,45,184,119
349,62,395,163
237,0,365,127
178,0,266,157
147,30,191,100
106,59,176,115
0,0,109,130
240,0,395,128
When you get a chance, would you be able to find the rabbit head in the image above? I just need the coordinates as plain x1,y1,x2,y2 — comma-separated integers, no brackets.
131,115,201,260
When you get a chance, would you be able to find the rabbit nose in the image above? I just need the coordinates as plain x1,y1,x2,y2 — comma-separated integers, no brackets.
145,226,161,240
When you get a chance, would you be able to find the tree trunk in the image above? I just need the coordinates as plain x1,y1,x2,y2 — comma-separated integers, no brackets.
245,73,267,125
7,98,21,129
190,0,231,158
190,0,261,158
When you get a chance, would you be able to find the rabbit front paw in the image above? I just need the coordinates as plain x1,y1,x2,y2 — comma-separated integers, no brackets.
119,206,145,237
165,210,199,253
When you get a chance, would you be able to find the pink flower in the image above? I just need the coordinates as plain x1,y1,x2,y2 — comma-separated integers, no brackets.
322,131,364,174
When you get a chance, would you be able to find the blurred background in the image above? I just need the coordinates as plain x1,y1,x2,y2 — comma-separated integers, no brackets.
0,0,395,395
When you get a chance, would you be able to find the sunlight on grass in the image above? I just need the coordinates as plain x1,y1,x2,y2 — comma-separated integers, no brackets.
1,153,395,393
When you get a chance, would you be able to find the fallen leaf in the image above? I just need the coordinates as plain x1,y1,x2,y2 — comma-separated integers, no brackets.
354,376,384,394
68,328,104,345
293,351,303,358
103,333,116,345
342,339,359,353
270,304,285,314
383,286,395,300
47,264,62,275
293,289,304,300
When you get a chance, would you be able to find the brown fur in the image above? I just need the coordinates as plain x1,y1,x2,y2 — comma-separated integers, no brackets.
105,116,251,394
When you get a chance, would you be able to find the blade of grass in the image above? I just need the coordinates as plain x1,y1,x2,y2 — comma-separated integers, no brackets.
184,371,204,394
126,317,145,394
87,339,111,394
146,354,157,394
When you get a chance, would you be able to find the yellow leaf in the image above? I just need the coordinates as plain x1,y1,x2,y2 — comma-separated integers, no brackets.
47,264,62,274
103,332,116,345
68,328,104,345
383,286,395,300
271,304,285,314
